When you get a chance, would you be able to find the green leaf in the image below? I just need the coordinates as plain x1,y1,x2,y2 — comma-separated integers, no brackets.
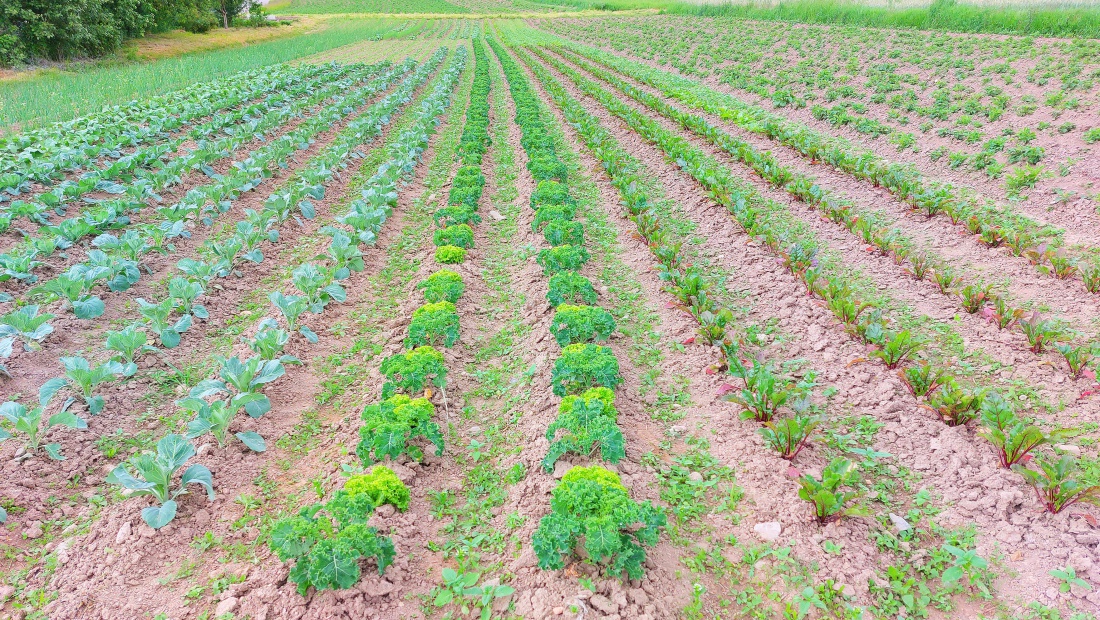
236,431,266,452
142,500,177,529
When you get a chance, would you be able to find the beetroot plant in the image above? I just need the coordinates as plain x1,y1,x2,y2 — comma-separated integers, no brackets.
869,329,923,369
797,458,868,524
1013,456,1100,514
900,361,948,398
978,392,1068,468
759,415,819,460
959,283,993,314
928,381,985,426
1018,313,1062,353
1055,343,1094,379
722,361,797,423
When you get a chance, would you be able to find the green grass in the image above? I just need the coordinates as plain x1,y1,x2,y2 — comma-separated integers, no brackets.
0,17,395,131
270,0,470,14
529,0,1100,37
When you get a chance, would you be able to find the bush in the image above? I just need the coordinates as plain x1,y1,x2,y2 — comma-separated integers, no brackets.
435,245,467,264
268,491,395,595
532,204,577,232
434,205,481,228
345,466,410,511
357,394,443,463
530,180,573,209
537,245,589,275
406,301,460,348
551,343,622,396
543,219,584,247
532,466,664,579
548,272,598,307
417,270,464,304
433,224,474,249
550,304,616,346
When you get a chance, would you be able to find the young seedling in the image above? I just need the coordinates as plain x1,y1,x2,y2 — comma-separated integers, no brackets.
1055,342,1095,379
1049,566,1091,593
1018,312,1062,353
984,296,1023,330
189,355,287,418
39,356,125,415
0,400,86,460
0,305,54,351
246,319,300,364
979,392,1069,467
870,330,923,369
959,283,993,314
927,381,985,426
797,459,868,524
722,361,796,423
106,433,214,529
269,291,316,343
135,297,193,348
180,394,268,452
759,415,819,460
104,324,157,376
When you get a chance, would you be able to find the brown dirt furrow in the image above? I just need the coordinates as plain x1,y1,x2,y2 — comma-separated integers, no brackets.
543,46,1100,436
524,45,1100,613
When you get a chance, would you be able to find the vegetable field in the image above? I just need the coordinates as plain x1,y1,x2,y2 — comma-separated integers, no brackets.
1,7,1099,620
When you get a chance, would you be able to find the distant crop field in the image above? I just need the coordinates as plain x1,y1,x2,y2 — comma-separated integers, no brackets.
269,0,471,13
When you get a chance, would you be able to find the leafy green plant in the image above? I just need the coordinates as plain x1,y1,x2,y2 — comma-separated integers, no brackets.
0,400,86,460
532,466,665,579
1055,342,1094,379
406,302,460,349
106,433,214,529
797,459,868,524
344,466,409,511
1083,264,1100,294
433,224,474,250
900,361,948,398
324,230,363,278
759,415,819,460
1049,566,1091,593
269,291,316,342
0,305,54,350
959,283,993,313
547,271,597,307
1014,455,1100,514
357,394,444,463
180,394,268,452
292,263,346,313
941,545,989,595
551,344,622,396
722,361,797,423
105,324,157,376
530,179,573,208
136,297,192,348
431,568,515,619
36,271,105,319
39,356,125,415
932,267,961,294
189,355,286,418
532,204,577,232
417,269,464,304
247,319,300,364
435,244,468,264
537,244,590,275
543,387,625,472
550,304,616,347
268,489,394,595
979,392,1068,468
869,330,922,369
379,346,447,398
927,381,985,426
985,296,1023,330
1018,312,1061,353
543,219,584,247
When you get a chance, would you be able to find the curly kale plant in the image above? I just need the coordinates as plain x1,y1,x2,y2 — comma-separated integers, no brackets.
532,467,665,579
418,269,465,304
547,272,597,307
357,394,444,463
433,224,474,249
435,245,467,264
406,302,460,348
345,466,410,511
379,346,447,398
551,344,622,396
530,180,573,209
550,304,616,347
538,245,590,276
268,487,395,595
543,387,624,472
543,220,584,247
